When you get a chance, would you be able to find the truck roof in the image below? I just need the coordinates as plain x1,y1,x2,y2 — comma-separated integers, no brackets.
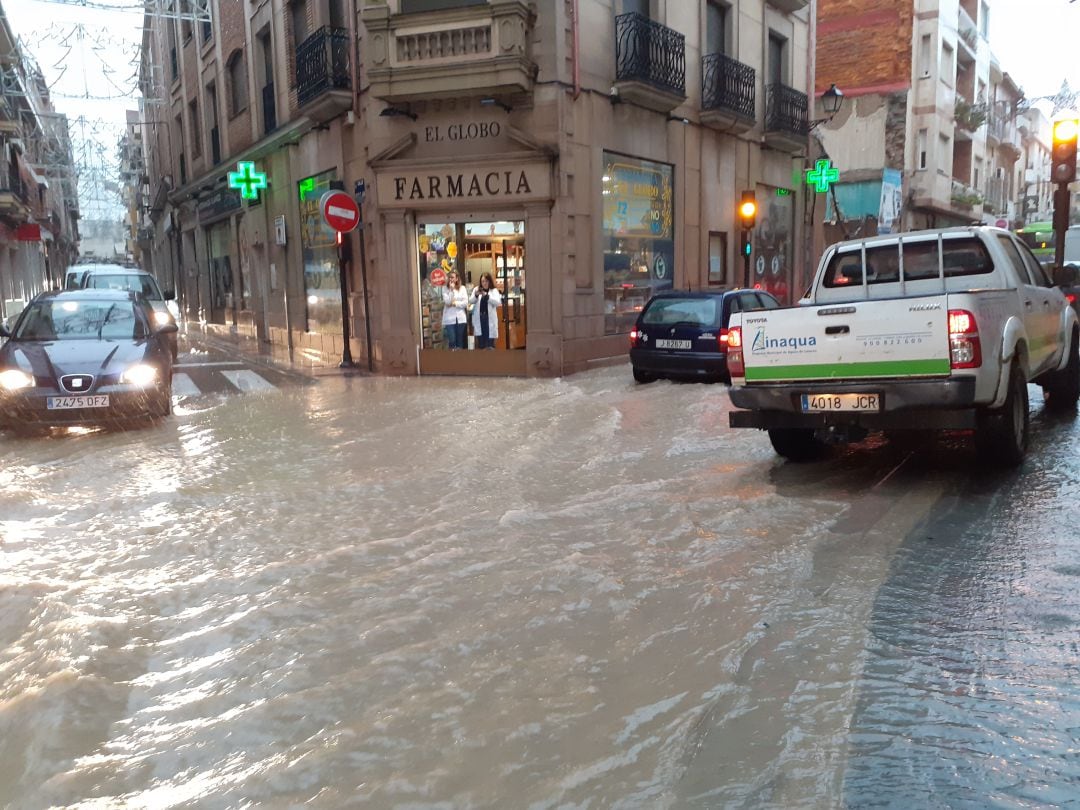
829,225,1010,253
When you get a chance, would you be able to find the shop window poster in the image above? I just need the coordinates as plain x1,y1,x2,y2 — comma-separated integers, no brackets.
753,186,794,304
298,170,342,334
601,152,675,335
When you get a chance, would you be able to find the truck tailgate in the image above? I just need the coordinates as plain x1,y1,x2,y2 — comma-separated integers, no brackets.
739,296,951,383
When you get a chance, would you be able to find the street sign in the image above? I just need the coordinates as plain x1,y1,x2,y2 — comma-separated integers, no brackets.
320,190,360,233
429,267,447,286
355,179,366,204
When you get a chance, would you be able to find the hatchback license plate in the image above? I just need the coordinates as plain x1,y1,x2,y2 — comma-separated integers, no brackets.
47,395,110,410
801,393,880,412
655,339,692,349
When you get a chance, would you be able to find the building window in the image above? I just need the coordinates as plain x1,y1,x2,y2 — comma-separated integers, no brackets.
201,11,212,43
768,32,786,87
979,1,989,38
919,34,931,78
601,151,675,335
290,0,308,60
227,50,249,117
401,0,487,11
706,1,730,56
708,232,727,285
917,128,928,170
941,43,954,84
188,98,202,158
939,133,951,173
179,0,192,42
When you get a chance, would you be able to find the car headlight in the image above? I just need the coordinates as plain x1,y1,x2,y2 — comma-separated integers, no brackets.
154,311,174,327
120,363,158,387
0,369,34,391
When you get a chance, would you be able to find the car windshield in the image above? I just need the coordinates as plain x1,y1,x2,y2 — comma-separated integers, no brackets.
642,297,718,327
85,274,163,300
14,299,143,341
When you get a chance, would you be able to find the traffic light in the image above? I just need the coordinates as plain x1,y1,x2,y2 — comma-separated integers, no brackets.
1051,118,1078,184
738,191,757,230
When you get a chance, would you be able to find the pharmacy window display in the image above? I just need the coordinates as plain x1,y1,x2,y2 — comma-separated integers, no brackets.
417,221,526,351
602,152,675,335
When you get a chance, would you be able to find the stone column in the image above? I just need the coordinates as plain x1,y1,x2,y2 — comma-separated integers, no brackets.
525,200,561,376
381,209,417,374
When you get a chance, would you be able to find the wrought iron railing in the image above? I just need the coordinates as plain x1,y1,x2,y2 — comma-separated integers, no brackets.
614,13,685,98
262,83,277,133
765,83,809,138
296,26,351,108
1,167,27,202
702,52,755,120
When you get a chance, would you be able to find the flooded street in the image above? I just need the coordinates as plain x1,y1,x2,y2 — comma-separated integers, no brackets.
2,364,1079,808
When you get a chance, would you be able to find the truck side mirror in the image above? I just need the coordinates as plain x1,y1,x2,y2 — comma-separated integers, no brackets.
1052,264,1080,287
163,289,176,300
0,324,10,338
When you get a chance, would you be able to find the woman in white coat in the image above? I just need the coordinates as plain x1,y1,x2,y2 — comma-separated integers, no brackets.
441,271,469,349
470,272,502,349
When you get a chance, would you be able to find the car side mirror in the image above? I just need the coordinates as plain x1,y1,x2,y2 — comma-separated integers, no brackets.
163,289,176,300
1052,264,1080,287
0,324,10,338
156,322,179,335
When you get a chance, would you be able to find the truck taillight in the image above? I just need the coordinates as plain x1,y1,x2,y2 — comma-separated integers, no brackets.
727,326,745,377
948,309,981,369
629,328,641,348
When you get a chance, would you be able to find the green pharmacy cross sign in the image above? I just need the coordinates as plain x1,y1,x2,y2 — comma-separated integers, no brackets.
228,161,268,200
805,159,840,193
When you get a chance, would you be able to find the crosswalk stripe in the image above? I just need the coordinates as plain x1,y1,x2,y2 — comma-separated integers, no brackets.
221,369,278,393
172,373,201,397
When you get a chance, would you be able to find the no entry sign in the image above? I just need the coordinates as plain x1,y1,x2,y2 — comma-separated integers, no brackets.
320,190,360,233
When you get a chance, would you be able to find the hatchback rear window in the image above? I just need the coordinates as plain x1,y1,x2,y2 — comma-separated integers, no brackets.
642,297,718,327
822,237,994,288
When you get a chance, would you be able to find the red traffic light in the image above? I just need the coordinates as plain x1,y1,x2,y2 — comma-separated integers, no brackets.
1052,118,1078,184
738,191,757,229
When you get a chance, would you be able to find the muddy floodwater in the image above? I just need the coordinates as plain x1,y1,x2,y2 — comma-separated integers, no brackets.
2,368,1078,808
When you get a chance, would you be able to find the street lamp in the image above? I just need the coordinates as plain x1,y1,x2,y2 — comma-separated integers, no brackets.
810,84,845,128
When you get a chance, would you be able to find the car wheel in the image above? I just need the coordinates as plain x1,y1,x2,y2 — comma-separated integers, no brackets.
1043,327,1080,411
977,360,1028,467
767,428,826,462
633,367,656,384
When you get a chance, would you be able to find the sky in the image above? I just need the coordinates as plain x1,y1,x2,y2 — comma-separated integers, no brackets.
3,0,1078,220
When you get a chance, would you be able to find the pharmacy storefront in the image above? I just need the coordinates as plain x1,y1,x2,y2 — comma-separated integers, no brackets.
372,120,555,376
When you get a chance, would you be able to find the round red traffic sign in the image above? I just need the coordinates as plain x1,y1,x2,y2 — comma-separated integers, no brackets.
319,190,360,233
429,268,447,286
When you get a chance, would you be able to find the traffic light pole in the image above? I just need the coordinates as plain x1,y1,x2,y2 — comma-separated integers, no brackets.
742,231,751,287
1053,183,1071,269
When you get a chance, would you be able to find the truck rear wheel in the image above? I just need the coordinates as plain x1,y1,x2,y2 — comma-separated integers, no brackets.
1042,328,1080,411
976,360,1028,467
768,428,826,462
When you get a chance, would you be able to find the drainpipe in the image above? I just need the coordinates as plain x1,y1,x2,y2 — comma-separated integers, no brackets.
571,0,580,100
803,0,818,299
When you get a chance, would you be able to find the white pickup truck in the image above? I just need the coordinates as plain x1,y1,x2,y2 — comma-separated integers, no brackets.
727,227,1080,466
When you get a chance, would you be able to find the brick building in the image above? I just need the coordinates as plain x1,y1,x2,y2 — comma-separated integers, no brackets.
140,0,820,376
813,0,1027,246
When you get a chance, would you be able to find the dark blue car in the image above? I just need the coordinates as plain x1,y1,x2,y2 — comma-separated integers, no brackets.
0,290,177,431
629,289,781,383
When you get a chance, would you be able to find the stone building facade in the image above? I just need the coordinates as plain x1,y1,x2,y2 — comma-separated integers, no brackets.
140,0,817,376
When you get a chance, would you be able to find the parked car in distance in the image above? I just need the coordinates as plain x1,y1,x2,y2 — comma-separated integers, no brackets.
0,290,176,432
629,289,781,384
69,265,180,359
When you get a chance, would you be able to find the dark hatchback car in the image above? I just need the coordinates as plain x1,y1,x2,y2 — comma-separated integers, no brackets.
629,289,781,383
0,290,176,431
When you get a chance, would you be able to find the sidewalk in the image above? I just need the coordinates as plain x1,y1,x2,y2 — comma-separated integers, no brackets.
182,323,369,380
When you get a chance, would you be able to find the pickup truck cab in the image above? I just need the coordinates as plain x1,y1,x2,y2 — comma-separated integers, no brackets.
727,227,1080,466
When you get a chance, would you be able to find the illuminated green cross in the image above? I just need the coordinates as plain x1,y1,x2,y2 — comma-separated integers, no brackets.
228,161,268,200
805,159,840,193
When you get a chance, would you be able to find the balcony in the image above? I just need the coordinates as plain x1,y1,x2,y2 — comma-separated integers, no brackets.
262,83,277,134
766,0,809,12
764,83,808,152
613,13,686,113
363,0,535,104
296,26,352,123
983,176,1008,216
957,7,978,61
0,171,29,220
950,179,983,212
700,52,754,133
